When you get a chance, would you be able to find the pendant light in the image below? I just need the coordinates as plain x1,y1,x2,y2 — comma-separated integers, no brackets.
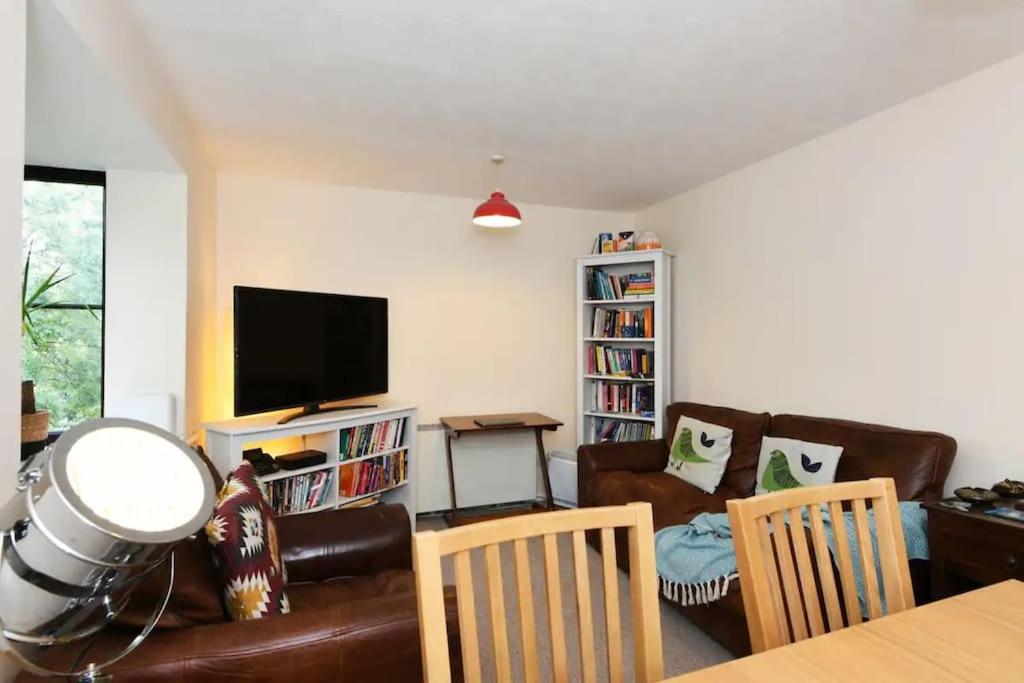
473,154,522,228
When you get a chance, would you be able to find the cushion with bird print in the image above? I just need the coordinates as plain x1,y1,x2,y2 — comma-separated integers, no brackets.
204,461,290,621
664,415,734,494
754,436,843,495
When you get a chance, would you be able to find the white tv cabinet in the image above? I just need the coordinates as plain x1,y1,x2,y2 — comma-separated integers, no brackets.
204,404,417,526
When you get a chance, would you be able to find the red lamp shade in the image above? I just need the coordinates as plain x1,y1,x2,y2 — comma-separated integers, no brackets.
472,191,522,228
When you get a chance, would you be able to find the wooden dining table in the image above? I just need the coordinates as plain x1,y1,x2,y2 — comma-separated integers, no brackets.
662,580,1024,681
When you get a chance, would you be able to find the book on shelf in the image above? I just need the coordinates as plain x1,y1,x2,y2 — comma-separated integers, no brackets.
624,272,654,296
586,268,655,300
265,469,334,516
339,418,407,460
593,381,654,417
591,307,653,338
338,494,381,509
339,449,408,498
587,345,653,378
596,419,654,442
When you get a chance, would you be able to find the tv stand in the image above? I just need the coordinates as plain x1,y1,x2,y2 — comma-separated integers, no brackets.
277,402,379,425
204,404,417,528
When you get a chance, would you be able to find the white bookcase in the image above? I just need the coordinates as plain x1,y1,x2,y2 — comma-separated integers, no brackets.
576,250,672,445
204,404,417,527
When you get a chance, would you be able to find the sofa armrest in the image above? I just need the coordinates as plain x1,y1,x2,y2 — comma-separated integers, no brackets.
277,504,411,582
577,439,669,508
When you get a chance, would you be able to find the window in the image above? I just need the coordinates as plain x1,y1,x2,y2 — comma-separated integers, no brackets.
21,166,105,431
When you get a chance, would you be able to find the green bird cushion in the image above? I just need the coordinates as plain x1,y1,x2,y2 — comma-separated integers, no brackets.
754,437,843,495
664,415,734,494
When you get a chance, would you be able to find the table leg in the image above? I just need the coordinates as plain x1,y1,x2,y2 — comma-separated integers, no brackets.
930,557,952,600
535,428,554,511
445,432,459,524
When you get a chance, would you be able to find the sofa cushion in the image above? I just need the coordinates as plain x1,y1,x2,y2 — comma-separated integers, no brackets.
769,414,956,500
587,470,733,529
287,569,415,611
754,436,843,494
666,415,734,494
114,533,227,629
667,402,771,497
205,462,290,621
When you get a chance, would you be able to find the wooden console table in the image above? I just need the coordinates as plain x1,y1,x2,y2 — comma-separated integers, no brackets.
923,499,1024,599
439,412,563,525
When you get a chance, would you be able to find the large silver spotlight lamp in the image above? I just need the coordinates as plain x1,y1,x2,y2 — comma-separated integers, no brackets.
0,418,216,682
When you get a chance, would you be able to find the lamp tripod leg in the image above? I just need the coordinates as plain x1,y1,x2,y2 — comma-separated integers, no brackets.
78,663,113,682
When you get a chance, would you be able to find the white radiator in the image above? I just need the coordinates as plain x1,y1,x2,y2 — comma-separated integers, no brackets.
547,451,578,508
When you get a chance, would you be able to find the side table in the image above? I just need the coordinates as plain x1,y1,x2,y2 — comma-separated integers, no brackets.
439,412,563,526
922,499,1024,599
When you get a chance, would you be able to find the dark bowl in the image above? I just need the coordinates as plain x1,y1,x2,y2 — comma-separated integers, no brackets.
992,479,1024,498
954,487,1000,504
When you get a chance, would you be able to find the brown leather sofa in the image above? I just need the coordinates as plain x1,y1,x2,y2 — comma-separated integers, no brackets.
578,401,956,656
17,504,460,682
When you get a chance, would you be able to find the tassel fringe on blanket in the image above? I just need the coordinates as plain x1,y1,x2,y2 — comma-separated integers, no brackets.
659,572,737,607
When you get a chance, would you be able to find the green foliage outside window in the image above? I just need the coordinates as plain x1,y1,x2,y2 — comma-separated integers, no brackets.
21,179,104,430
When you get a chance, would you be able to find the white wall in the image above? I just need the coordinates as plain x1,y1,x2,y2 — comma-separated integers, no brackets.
640,54,1024,492
185,166,218,439
47,0,218,438
0,5,25,677
104,169,189,435
1,1,26,490
214,174,630,511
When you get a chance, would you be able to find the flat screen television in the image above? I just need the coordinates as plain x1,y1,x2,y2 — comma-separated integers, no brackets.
233,286,388,422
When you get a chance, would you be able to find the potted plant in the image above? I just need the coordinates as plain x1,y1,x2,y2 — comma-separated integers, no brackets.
21,246,72,458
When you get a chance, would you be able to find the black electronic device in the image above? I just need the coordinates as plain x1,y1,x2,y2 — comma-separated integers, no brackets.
243,447,280,477
233,286,388,423
276,449,327,471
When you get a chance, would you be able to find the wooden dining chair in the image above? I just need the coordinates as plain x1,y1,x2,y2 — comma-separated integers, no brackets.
413,502,664,683
727,478,915,653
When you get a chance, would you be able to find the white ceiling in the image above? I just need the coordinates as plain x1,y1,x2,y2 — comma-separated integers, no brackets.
120,0,1024,211
26,0,179,173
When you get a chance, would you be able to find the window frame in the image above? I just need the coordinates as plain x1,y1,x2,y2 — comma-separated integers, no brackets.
23,165,107,424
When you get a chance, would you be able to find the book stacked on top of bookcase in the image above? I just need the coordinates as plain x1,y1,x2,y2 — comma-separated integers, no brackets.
339,450,408,499
587,345,653,378
591,308,653,338
587,269,655,300
266,470,334,516
340,417,407,460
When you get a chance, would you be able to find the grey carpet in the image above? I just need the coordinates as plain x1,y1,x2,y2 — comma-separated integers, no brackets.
417,517,732,681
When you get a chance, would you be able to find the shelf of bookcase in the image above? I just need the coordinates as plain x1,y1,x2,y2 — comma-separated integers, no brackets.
282,501,335,516
584,337,654,343
583,411,656,423
582,296,655,304
337,479,409,505
258,461,335,482
338,445,408,464
583,374,655,382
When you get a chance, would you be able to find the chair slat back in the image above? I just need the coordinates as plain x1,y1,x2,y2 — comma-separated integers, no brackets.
413,503,664,683
727,478,915,653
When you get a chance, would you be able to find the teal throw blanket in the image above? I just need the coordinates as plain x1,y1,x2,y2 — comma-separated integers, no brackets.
654,501,928,612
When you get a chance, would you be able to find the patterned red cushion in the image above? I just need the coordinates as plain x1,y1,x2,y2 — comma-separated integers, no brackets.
204,461,290,620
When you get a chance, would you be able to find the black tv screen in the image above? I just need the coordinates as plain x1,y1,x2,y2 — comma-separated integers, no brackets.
233,286,388,416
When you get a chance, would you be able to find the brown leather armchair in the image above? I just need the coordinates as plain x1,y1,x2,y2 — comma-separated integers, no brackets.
579,401,956,656
16,504,460,682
